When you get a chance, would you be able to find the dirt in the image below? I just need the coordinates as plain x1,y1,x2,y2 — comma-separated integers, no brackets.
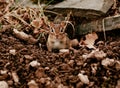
0,0,120,88
0,28,120,88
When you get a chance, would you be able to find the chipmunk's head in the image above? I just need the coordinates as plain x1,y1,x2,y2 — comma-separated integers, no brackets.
47,22,69,51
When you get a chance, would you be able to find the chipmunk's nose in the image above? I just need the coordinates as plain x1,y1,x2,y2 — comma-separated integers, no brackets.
56,34,59,39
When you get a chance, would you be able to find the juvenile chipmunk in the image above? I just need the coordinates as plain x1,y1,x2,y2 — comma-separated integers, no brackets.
47,22,70,51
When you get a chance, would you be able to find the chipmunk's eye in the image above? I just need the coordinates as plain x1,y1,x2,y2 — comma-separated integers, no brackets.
51,28,54,32
50,28,54,33
60,28,64,33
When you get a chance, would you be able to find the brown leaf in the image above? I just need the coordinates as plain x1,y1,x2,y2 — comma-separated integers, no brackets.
78,73,90,84
81,32,98,49
35,67,46,78
28,80,39,88
101,58,115,67
82,49,106,60
115,61,120,71
31,18,44,28
13,29,37,44
13,29,29,40
11,71,19,83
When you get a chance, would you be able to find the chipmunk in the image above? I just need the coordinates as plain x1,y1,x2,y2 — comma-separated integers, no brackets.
47,21,79,52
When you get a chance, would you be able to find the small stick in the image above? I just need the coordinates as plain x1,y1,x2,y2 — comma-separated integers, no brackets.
102,18,107,44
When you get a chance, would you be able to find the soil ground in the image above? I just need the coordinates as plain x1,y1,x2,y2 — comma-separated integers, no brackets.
0,0,120,88
0,28,120,88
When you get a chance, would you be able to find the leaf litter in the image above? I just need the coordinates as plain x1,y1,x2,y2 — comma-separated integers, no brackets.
0,0,120,88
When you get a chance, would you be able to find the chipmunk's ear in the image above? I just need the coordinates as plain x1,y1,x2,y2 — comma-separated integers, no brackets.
49,22,55,33
49,22,54,27
61,21,66,27
60,21,66,33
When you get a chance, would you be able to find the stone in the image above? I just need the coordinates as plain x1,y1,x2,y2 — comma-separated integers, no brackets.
0,81,9,88
48,0,113,18
76,15,120,35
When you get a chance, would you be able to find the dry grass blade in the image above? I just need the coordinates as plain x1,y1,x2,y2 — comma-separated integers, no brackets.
62,11,75,37
112,0,117,9
5,12,30,26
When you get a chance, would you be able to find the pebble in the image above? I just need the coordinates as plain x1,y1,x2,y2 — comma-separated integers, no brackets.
9,49,16,55
29,60,40,67
78,73,90,84
0,81,9,88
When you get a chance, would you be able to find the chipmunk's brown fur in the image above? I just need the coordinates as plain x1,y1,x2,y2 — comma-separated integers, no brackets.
47,22,78,52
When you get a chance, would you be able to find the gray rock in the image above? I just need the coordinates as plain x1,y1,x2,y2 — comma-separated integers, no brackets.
48,0,113,18
76,15,120,35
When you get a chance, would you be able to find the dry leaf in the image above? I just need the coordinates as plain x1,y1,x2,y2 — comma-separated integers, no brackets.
13,29,37,44
35,67,46,78
31,18,44,29
82,49,106,60
78,73,89,84
24,55,33,60
28,80,39,88
0,81,9,88
59,49,69,53
9,49,16,55
80,32,98,49
91,63,97,75
13,29,29,40
0,70,7,75
115,61,120,71
31,18,44,34
11,71,19,83
116,80,120,88
58,84,68,88
101,58,115,67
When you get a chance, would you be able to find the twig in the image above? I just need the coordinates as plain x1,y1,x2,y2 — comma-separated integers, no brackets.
44,10,62,15
112,0,117,9
37,0,49,25
102,18,107,43
38,0,44,17
62,11,71,31
14,0,26,8
63,11,75,37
